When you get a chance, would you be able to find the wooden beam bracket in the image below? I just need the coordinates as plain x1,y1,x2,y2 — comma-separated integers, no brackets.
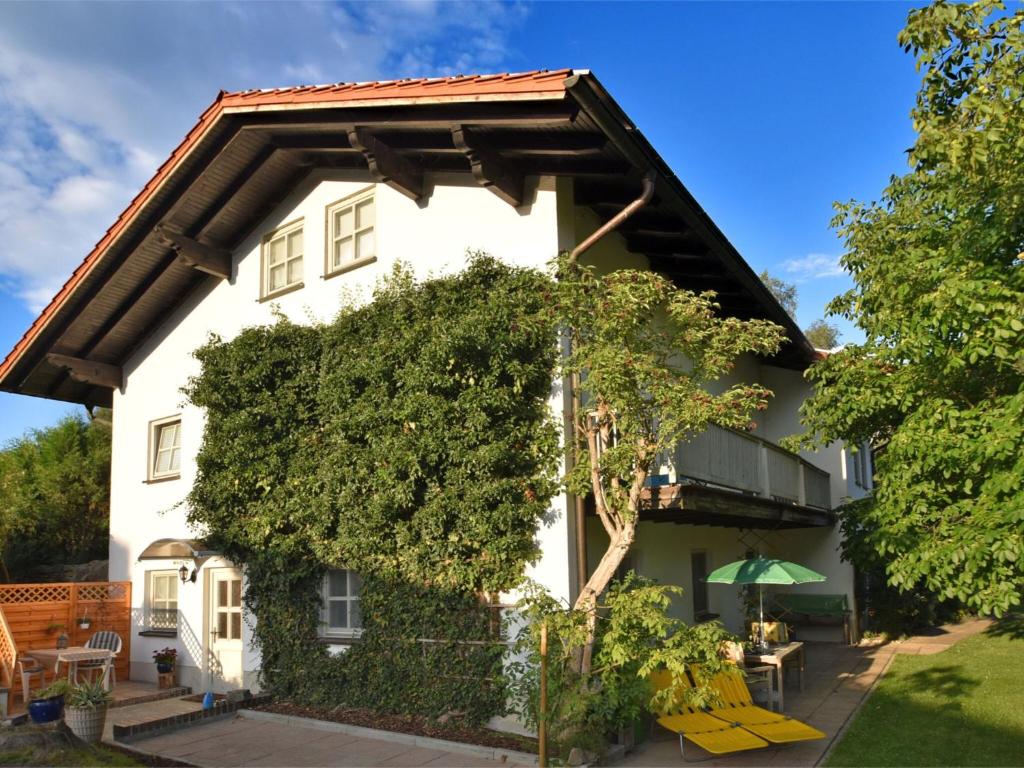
347,128,425,203
46,354,123,390
155,227,232,280
450,126,525,207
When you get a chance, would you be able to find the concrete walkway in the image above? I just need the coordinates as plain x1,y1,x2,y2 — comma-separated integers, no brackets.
623,618,993,767
121,711,534,767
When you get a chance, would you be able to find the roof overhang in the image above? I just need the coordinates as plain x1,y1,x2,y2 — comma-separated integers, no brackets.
0,69,816,406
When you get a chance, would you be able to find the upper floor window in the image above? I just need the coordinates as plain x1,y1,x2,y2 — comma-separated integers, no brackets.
261,219,304,298
321,569,362,638
326,189,375,276
852,442,872,490
149,416,181,481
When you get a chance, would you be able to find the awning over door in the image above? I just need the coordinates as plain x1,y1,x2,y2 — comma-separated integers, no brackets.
137,538,219,569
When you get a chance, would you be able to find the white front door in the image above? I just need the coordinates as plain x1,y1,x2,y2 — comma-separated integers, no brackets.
206,568,243,692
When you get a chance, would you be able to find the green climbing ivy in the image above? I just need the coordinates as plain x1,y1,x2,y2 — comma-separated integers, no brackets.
183,255,560,722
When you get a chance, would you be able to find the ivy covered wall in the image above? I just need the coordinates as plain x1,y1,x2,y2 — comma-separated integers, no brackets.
183,256,559,721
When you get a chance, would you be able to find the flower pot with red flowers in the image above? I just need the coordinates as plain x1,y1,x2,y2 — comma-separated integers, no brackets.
153,647,177,674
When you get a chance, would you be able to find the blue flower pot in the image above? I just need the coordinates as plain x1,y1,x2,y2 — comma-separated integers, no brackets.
27,695,63,724
156,662,173,674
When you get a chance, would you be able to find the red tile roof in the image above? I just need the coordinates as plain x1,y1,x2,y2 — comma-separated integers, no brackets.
221,69,574,106
0,69,576,384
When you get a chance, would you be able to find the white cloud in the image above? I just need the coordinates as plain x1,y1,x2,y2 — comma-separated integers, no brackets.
0,1,527,313
782,253,846,281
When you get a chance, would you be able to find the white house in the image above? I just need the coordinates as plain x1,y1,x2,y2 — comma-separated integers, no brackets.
0,70,869,693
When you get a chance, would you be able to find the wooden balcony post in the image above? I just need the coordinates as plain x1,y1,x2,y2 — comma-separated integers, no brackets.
759,443,771,499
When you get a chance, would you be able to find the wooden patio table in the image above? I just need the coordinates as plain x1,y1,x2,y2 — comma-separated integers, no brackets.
29,646,115,691
744,640,804,712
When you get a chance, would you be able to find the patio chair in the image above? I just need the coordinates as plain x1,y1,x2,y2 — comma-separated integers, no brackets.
720,641,775,707
648,669,769,759
751,620,790,644
17,655,46,705
76,630,122,687
695,668,825,745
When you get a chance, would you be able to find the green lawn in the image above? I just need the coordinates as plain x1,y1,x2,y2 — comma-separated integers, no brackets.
0,744,141,767
827,615,1024,767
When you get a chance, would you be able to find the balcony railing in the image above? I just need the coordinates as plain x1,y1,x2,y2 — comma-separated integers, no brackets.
662,424,831,511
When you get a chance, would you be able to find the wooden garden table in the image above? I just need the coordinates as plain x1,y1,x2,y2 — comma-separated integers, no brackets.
30,646,115,691
744,641,804,712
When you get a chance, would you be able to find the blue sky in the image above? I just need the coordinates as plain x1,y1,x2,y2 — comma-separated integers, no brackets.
0,1,920,443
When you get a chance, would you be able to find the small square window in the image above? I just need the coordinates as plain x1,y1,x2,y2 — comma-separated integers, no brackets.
321,569,363,638
326,189,375,276
261,219,304,298
149,417,181,481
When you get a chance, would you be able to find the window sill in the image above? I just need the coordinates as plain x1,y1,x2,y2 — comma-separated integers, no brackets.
324,256,377,280
144,474,181,485
259,281,305,303
139,629,177,638
318,634,362,646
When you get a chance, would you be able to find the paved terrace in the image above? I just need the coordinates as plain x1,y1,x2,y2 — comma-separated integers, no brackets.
623,618,993,767
101,618,989,768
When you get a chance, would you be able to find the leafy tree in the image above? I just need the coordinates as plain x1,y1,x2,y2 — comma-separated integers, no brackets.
804,319,841,350
758,270,798,319
509,574,736,758
800,1,1024,615
0,410,111,580
559,254,785,670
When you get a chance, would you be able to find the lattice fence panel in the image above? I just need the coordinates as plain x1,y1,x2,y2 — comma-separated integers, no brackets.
0,606,15,687
0,584,71,604
77,582,128,603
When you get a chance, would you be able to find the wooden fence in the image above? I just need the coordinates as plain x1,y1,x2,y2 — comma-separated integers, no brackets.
0,581,131,701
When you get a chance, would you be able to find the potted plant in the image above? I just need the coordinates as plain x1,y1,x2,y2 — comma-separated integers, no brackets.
26,678,71,724
152,647,177,674
64,680,112,743
77,611,91,631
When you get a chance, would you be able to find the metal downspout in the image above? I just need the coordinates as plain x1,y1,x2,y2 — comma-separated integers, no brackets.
565,173,656,601
568,173,656,264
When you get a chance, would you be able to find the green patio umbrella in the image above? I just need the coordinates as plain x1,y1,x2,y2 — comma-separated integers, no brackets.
705,557,826,650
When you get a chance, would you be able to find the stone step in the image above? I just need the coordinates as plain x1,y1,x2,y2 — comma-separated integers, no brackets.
110,686,191,709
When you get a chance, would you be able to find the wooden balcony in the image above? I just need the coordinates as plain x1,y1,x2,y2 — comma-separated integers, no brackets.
638,424,833,529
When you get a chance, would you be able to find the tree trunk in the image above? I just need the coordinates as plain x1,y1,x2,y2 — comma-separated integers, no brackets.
573,520,637,673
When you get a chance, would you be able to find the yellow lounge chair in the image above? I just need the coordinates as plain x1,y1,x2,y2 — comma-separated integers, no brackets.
649,669,769,759
698,669,825,745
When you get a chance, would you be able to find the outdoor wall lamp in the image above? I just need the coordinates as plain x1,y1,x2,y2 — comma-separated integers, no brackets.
178,563,197,583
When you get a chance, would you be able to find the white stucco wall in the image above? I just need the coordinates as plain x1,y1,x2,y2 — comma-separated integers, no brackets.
110,172,575,686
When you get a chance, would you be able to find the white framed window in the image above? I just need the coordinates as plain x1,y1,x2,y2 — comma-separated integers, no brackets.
149,416,181,481
147,570,178,630
325,189,375,276
321,569,362,638
852,442,872,489
261,219,304,298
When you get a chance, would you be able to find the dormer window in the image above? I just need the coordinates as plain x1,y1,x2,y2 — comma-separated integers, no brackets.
326,189,375,277
261,219,304,299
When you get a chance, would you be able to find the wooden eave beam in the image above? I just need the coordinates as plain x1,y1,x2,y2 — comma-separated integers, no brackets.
451,126,524,207
270,130,607,155
46,354,123,390
237,101,581,131
155,228,232,279
348,128,425,202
